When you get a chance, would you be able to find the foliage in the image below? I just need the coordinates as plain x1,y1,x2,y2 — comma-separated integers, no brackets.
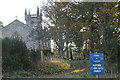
2,37,11,57
3,59,71,77
2,37,31,73
43,49,54,56
33,60,70,74
43,2,74,58
70,69,80,74
3,70,42,77
30,49,41,63
64,59,72,66
43,2,119,63
55,67,119,78
76,62,82,69
99,26,119,63
84,60,90,67
55,69,95,78
58,61,71,70
30,49,54,63
39,63,63,74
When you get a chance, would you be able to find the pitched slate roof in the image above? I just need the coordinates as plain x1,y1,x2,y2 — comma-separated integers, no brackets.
3,19,32,31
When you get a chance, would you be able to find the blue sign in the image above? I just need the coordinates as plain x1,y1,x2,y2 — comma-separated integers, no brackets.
90,53,104,75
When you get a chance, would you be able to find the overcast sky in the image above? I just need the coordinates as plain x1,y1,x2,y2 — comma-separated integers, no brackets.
0,0,46,26
0,0,119,26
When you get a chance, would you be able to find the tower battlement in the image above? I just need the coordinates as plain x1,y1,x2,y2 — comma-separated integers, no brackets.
25,7,42,29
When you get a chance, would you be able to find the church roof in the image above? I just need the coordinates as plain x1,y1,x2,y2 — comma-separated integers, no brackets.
4,19,27,28
2,19,33,32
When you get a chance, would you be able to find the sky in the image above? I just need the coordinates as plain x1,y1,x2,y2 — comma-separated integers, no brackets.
0,0,46,26
0,0,119,26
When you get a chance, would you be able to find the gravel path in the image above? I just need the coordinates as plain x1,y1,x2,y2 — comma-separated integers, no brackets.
71,60,87,69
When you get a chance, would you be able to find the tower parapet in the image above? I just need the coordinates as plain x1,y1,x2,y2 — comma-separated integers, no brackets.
24,7,42,29
37,6,39,17
25,8,27,21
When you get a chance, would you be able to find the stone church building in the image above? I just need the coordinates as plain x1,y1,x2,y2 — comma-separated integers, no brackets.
1,7,51,50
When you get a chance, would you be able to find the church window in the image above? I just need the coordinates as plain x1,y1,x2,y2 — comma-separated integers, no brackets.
11,32,22,39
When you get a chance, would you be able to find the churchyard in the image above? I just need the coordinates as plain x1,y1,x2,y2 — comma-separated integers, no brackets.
1,1,120,79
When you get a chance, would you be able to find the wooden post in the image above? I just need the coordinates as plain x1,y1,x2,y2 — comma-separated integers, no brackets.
111,70,112,78
41,50,44,62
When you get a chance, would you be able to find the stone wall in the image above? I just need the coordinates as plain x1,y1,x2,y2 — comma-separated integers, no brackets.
2,19,39,49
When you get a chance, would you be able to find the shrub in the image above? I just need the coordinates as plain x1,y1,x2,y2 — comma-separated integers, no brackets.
43,50,54,56
84,60,90,66
2,37,11,57
64,60,72,66
36,62,63,74
30,49,41,63
2,37,31,73
76,62,82,69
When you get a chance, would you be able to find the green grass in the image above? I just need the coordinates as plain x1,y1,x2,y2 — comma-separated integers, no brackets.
54,69,96,78
84,59,90,66
76,62,82,69
104,61,119,78
54,60,119,78
64,60,72,65
3,71,42,77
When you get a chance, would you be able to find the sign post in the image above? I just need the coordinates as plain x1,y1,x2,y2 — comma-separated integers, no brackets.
96,75,98,78
90,53,104,78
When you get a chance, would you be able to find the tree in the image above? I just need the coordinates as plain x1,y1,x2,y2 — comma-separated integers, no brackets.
43,2,72,58
43,1,119,61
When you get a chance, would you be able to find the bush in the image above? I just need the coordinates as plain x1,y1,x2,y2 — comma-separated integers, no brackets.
30,49,41,63
43,50,54,56
76,62,82,69
36,62,64,74
2,37,11,57
84,60,90,66
64,60,72,66
32,60,71,74
2,37,31,73
30,49,53,63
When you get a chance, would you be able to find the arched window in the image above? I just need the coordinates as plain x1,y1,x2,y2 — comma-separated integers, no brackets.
11,32,22,39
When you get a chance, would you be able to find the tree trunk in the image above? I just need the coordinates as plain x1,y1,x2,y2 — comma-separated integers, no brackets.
58,48,60,57
60,48,63,58
66,47,69,60
66,43,69,59
70,48,73,60
85,40,88,50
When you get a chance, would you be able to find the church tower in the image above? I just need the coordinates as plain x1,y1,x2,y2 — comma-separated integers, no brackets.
37,6,39,17
25,8,27,21
24,7,42,29
24,7,50,50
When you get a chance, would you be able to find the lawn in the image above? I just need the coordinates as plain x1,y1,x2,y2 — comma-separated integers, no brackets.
54,68,96,78
84,59,90,67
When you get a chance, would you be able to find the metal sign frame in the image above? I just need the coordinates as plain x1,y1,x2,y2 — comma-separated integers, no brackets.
90,53,104,75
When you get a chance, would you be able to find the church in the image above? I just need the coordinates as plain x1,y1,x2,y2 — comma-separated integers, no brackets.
1,7,51,50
